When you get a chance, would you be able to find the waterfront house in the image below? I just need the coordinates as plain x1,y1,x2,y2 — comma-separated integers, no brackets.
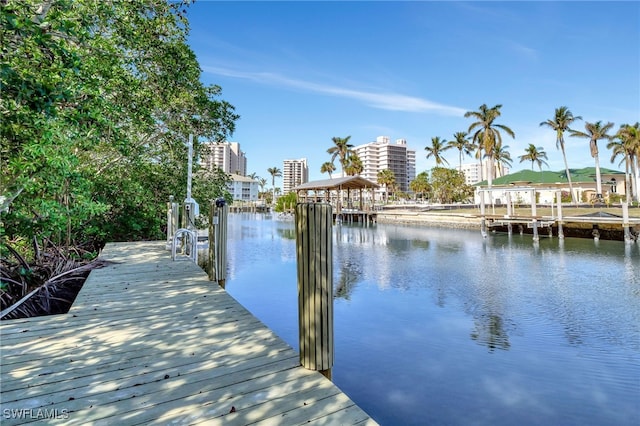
474,167,626,205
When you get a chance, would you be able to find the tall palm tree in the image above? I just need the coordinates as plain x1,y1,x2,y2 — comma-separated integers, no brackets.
425,136,451,166
570,121,615,197
320,161,336,179
258,177,267,192
609,123,640,202
447,131,473,171
465,104,515,186
518,144,549,170
327,136,354,177
540,106,582,204
267,166,282,203
258,178,267,200
377,169,396,203
409,171,431,201
493,142,512,177
344,153,364,176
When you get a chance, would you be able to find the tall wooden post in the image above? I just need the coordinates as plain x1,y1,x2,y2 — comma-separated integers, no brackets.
209,199,228,288
480,190,487,238
166,197,179,249
530,189,539,242
295,203,334,379
622,202,632,242
556,191,564,239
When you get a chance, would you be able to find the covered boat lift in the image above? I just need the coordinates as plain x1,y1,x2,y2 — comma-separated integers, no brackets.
292,176,380,223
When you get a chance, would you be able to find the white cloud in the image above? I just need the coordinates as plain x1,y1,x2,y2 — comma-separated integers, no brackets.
202,65,467,116
506,41,539,61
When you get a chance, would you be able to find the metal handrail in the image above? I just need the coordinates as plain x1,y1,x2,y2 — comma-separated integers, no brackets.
171,228,198,263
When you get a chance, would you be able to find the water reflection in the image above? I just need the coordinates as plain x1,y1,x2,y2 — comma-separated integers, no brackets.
470,313,511,352
224,214,640,426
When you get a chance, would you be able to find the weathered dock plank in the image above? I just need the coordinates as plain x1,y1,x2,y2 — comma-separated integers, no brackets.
0,241,377,425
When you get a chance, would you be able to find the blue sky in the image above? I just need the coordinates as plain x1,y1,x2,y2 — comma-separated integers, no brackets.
186,1,639,184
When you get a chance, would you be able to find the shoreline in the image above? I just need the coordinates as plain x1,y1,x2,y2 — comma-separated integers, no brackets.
374,209,640,241
376,211,481,229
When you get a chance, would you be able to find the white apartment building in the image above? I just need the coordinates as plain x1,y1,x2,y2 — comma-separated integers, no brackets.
459,160,510,185
200,141,247,176
354,136,416,193
283,158,309,194
227,174,259,201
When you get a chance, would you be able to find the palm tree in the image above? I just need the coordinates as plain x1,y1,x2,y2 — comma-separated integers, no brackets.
267,166,282,204
493,142,512,177
258,177,267,200
465,104,515,186
425,136,451,166
247,172,259,180
409,171,431,201
447,132,473,171
320,161,336,179
609,123,640,202
570,121,615,197
540,106,582,204
344,153,364,176
377,169,396,203
518,144,549,170
327,136,354,177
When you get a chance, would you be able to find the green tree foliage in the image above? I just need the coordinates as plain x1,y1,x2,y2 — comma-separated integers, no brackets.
518,144,549,170
320,161,336,178
267,167,282,204
377,169,395,203
447,132,473,171
540,106,582,204
493,142,512,177
409,172,431,201
570,121,615,196
344,153,363,176
609,123,640,202
327,136,353,177
430,167,474,204
425,136,451,166
465,104,515,187
275,192,297,213
1,0,238,251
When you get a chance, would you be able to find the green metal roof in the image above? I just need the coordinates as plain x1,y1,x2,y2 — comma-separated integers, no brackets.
475,167,624,186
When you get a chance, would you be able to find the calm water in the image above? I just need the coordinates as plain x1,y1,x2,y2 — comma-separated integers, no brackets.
223,213,639,426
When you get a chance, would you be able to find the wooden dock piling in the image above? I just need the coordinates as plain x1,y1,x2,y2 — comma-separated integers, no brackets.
622,202,632,242
556,191,564,239
531,189,539,242
295,203,334,379
208,200,228,287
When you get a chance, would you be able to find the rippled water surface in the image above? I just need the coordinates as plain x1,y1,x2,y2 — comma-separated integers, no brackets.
223,213,640,426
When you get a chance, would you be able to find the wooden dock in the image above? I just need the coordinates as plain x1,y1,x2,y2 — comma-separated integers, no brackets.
334,210,377,225
0,241,377,425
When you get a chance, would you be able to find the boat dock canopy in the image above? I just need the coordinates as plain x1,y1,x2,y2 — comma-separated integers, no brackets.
293,176,379,192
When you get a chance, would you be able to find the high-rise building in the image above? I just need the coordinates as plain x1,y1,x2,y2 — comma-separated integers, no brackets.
200,141,247,175
283,158,309,194
354,136,416,193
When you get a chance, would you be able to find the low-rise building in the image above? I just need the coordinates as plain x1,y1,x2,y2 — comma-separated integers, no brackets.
227,174,259,202
474,167,626,204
